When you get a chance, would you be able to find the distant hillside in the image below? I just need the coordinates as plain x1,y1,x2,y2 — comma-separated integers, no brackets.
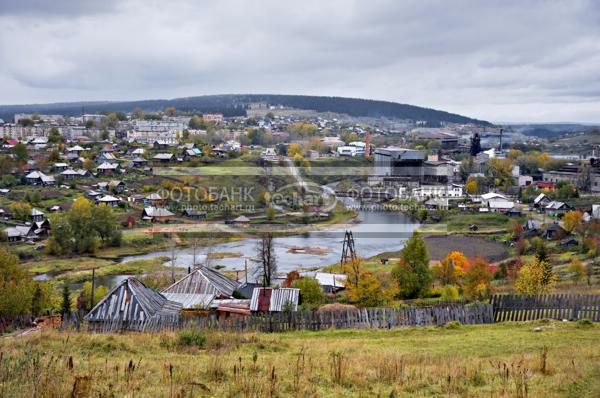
0,94,492,126
514,123,599,139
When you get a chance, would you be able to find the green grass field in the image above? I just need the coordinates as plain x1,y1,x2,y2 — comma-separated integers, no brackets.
2,321,599,397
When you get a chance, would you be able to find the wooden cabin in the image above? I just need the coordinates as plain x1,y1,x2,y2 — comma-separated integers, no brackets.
161,267,240,312
84,277,181,332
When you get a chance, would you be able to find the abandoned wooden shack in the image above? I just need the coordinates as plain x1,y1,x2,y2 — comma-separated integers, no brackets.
161,267,240,313
84,277,182,331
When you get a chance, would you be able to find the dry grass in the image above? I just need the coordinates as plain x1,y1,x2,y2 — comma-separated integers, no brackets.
1,321,599,397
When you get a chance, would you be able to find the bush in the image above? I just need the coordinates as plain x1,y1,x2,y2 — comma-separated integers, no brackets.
444,321,461,329
177,329,206,348
576,319,594,328
440,285,460,301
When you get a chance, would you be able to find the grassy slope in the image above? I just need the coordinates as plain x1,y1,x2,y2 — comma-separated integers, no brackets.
2,321,600,397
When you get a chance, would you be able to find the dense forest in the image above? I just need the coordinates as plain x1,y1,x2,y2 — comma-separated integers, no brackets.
0,94,491,126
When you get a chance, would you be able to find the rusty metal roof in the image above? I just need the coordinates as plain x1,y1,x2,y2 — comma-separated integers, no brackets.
250,288,299,312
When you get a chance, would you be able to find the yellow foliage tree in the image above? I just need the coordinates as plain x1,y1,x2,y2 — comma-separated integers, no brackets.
288,143,303,157
345,258,385,307
515,258,555,294
465,178,478,195
563,210,584,233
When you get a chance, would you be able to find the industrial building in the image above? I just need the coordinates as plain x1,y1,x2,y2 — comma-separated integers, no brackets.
370,147,453,187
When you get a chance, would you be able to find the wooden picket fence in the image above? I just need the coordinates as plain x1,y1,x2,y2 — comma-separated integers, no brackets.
70,294,600,334
82,304,494,333
490,294,600,322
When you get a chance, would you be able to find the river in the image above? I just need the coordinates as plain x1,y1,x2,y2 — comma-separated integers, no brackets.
120,199,419,274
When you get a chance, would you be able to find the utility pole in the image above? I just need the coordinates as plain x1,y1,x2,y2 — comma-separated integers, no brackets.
170,233,177,283
90,268,96,310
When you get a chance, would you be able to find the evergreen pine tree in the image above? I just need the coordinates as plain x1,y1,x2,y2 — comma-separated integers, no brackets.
60,284,71,316
392,231,432,298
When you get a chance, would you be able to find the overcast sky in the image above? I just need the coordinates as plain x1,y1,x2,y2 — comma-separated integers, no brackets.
0,0,599,123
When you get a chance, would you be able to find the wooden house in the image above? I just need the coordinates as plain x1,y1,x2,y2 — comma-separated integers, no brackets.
146,192,166,206
315,272,347,293
97,162,119,175
96,195,121,207
84,277,181,331
232,215,250,227
142,207,175,223
161,267,240,311
542,223,568,240
182,208,206,220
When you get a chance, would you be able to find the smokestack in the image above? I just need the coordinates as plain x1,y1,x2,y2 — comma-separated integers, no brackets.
499,129,503,152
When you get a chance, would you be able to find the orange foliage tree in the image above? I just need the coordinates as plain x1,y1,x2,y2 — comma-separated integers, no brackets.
432,251,469,285
462,257,494,300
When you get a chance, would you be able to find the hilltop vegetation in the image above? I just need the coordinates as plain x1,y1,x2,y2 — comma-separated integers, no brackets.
0,94,491,126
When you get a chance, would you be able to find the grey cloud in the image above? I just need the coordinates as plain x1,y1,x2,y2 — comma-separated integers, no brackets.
0,0,599,122
0,0,118,17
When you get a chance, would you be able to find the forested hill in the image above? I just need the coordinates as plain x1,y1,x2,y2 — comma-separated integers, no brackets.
0,94,492,126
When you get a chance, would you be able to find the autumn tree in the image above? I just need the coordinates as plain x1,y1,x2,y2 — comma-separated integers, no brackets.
9,201,32,221
563,210,584,233
93,204,122,246
0,247,33,318
392,232,431,299
567,258,584,285
432,251,468,286
462,257,493,300
287,143,303,157
292,278,324,310
68,197,99,254
515,258,555,294
76,281,109,312
345,259,385,307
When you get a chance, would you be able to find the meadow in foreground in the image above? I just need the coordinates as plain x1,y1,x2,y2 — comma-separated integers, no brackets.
1,321,599,397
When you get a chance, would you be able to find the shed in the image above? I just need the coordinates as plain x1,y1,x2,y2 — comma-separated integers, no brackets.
182,208,206,219
314,272,347,293
84,277,181,331
232,215,250,226
250,288,299,312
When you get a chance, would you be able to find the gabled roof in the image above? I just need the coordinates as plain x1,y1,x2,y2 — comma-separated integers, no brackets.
97,195,120,202
84,277,181,323
545,201,568,210
143,207,174,217
481,192,507,200
68,145,85,151
533,193,549,204
161,268,239,309
4,225,32,238
153,153,174,160
31,208,44,216
25,171,46,179
97,162,118,170
233,215,250,222
146,192,164,200
315,272,347,288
